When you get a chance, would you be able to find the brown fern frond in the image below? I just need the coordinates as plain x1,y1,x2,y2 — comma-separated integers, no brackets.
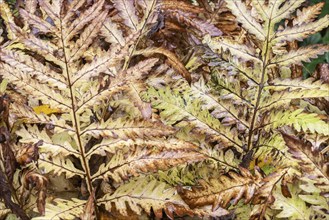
180,167,262,211
281,132,329,194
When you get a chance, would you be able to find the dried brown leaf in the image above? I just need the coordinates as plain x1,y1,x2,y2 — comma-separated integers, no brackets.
24,171,48,215
136,47,192,83
281,132,329,193
161,0,205,14
180,167,261,211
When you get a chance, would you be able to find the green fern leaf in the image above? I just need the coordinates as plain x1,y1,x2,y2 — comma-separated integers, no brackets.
267,109,329,135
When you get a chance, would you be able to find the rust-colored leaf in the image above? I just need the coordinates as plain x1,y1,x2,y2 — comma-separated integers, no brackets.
24,171,48,216
16,141,41,166
161,0,205,14
281,132,329,193
137,47,192,83
180,167,261,211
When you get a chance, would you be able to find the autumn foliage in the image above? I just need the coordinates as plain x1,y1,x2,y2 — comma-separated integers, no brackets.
0,0,328,219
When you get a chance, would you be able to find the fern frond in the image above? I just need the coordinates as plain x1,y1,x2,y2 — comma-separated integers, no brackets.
33,198,86,220
39,156,85,179
101,18,125,46
225,0,265,40
114,0,139,31
0,50,67,89
98,178,192,219
164,9,222,37
293,2,325,25
18,34,64,67
161,0,204,14
281,133,329,193
250,169,290,219
180,168,261,211
0,1,18,40
0,63,71,111
136,47,191,83
270,44,329,67
251,0,270,20
10,103,53,125
144,87,243,149
266,77,329,92
72,48,125,83
204,36,261,63
64,0,105,42
92,146,204,183
270,185,321,219
16,126,79,157
62,0,87,24
81,118,174,139
37,0,61,27
266,109,329,135
272,0,306,22
174,79,249,129
260,89,329,112
274,15,329,43
69,10,108,62
20,8,54,34
86,138,198,159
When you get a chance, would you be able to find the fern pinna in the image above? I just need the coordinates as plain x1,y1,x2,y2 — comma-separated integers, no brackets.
0,0,221,219
0,0,328,219
143,0,329,219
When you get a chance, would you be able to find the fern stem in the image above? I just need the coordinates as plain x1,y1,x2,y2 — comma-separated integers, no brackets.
201,153,239,171
247,15,273,151
122,0,157,70
59,20,94,196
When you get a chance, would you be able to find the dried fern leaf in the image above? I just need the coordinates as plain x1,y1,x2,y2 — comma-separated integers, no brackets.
250,169,290,219
204,35,261,63
180,167,261,211
281,132,329,194
86,138,198,159
251,0,270,20
175,79,249,129
16,126,79,157
114,0,139,31
64,0,105,42
136,47,191,83
293,2,325,25
0,63,70,112
164,9,222,37
20,8,55,34
274,15,329,43
144,87,243,149
225,0,265,40
69,10,108,62
101,18,126,46
33,198,86,220
272,0,306,23
81,119,174,139
0,1,18,39
161,0,204,14
266,77,329,92
0,50,67,89
270,44,329,67
39,156,85,179
98,178,193,219
92,146,204,183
